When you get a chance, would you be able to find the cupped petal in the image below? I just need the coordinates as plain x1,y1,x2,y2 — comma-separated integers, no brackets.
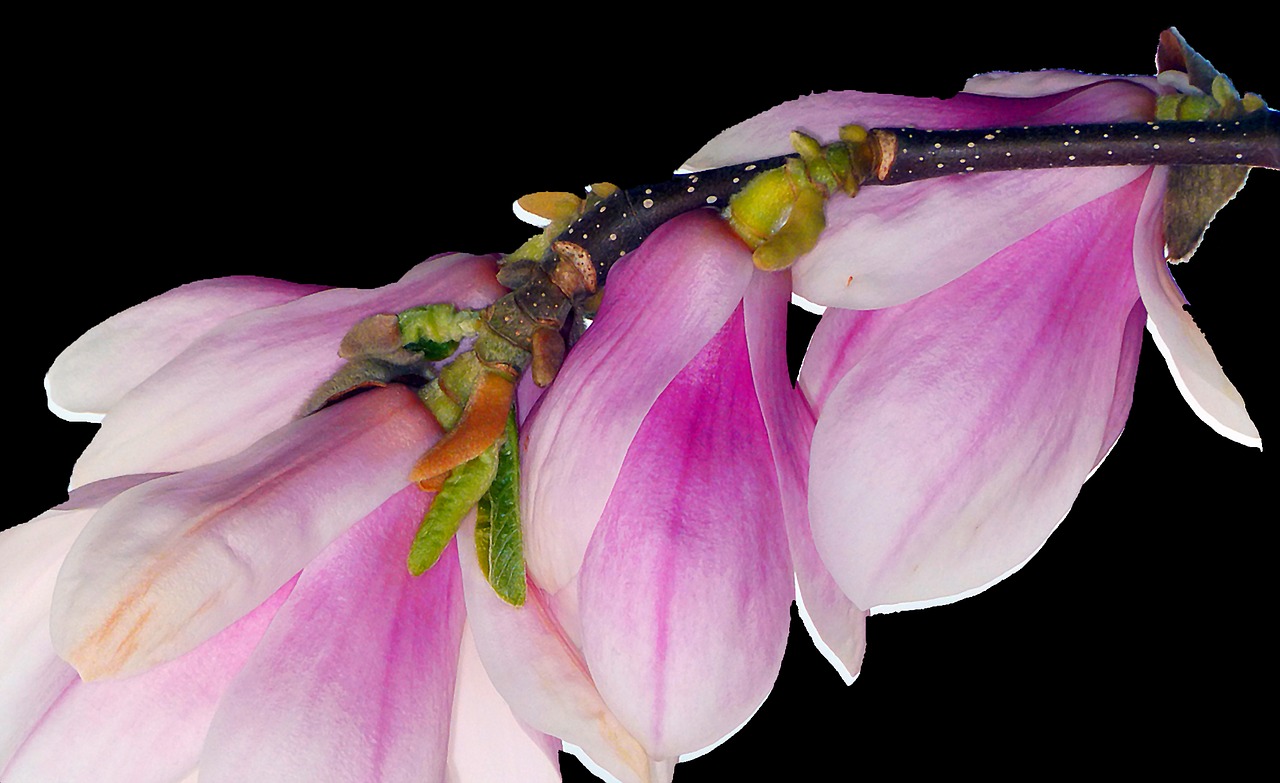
457,515,651,783
51,385,440,679
1132,168,1260,447
577,299,792,761
446,623,561,783
683,79,1158,309
522,211,754,594
202,487,465,783
46,276,326,421
803,174,1150,611
71,253,503,487
4,580,292,783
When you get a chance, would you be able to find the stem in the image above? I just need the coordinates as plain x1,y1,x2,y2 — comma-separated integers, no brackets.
549,111,1276,290
871,109,1279,185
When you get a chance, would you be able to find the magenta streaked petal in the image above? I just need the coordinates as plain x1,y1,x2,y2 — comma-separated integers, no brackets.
803,175,1150,610
683,79,1158,309
446,623,562,783
457,515,650,783
70,253,503,487
46,276,326,421
1132,169,1260,447
577,302,792,761
201,487,464,783
522,211,753,594
51,386,440,680
3,579,292,783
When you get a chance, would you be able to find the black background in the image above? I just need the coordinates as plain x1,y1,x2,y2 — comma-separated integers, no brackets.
8,15,1274,781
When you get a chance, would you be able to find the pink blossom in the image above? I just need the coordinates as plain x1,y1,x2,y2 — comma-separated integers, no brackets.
3,257,560,782
690,71,1261,622
462,211,800,782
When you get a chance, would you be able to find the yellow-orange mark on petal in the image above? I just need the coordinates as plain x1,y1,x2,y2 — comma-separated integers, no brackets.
410,370,515,485
69,591,156,681
68,389,426,680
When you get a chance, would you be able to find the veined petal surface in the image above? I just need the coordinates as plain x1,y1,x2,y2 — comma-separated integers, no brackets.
46,276,326,420
683,79,1158,308
71,253,502,487
803,175,1150,610
51,386,439,679
522,212,754,594
201,487,466,783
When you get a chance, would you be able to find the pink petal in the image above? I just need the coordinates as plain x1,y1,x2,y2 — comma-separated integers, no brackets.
1,475,163,765
521,211,753,594
683,79,1158,309
1095,301,1148,469
577,300,792,761
201,487,465,783
1131,169,1260,447
458,512,650,783
4,575,292,783
51,385,440,679
742,268,869,682
70,253,503,487
446,623,562,783
46,276,326,421
803,174,1151,611
963,70,1164,98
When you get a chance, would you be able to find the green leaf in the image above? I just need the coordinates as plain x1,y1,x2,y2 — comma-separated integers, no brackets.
477,409,526,605
408,443,499,576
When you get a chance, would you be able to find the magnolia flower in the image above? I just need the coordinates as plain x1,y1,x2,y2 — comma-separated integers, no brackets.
3,257,560,782
458,210,802,783
8,24,1271,782
687,62,1264,618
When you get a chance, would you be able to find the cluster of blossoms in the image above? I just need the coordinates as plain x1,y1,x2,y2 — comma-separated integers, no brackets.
1,32,1266,783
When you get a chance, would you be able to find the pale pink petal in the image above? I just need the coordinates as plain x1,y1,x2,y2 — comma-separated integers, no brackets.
683,80,1157,309
577,302,792,761
522,211,753,593
71,253,502,487
4,580,292,783
46,276,326,421
741,268,869,682
803,175,1150,610
1132,168,1260,447
457,516,650,783
446,623,561,783
202,487,464,783
963,70,1164,97
52,385,440,679
0,475,162,765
